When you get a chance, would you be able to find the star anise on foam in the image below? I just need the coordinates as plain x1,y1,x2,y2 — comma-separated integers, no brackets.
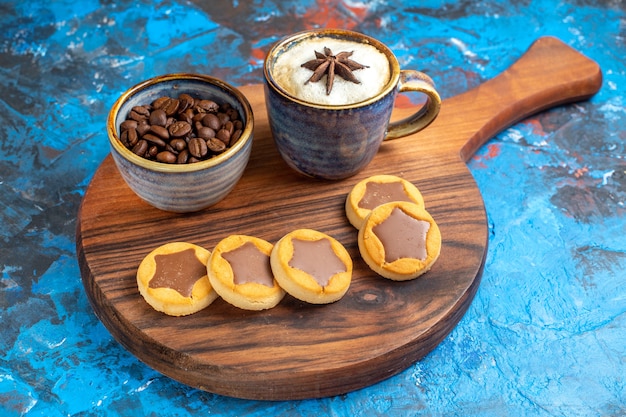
301,47,369,95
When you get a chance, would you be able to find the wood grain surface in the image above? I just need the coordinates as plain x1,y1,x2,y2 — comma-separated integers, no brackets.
76,37,601,400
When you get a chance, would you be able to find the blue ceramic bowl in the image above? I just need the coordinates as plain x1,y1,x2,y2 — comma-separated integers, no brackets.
107,73,254,212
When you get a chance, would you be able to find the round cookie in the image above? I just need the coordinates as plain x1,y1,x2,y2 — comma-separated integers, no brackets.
208,235,285,310
270,229,352,304
137,241,218,316
358,201,441,281
346,174,425,229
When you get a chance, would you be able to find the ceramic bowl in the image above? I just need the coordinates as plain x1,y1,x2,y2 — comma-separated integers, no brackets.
107,73,254,212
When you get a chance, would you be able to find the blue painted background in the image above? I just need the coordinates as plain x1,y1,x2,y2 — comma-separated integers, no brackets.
1,1,624,416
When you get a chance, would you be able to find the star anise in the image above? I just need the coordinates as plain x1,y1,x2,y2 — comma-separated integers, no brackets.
301,47,369,95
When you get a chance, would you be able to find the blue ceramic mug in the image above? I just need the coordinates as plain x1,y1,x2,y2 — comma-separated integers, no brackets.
264,29,441,180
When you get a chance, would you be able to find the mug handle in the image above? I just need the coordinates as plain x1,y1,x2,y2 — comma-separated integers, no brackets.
385,70,441,140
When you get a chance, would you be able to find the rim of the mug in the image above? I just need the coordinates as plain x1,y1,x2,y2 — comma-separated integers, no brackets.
264,28,401,109
106,73,254,173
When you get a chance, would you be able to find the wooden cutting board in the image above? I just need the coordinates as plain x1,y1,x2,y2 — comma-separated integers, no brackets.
76,37,601,400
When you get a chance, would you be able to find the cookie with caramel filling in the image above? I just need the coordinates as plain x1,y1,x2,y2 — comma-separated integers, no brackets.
208,235,285,310
137,242,218,316
358,201,441,281
346,174,425,229
270,229,352,304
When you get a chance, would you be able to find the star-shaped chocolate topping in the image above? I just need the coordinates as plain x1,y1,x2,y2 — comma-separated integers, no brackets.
289,238,347,287
301,47,369,95
373,208,431,262
222,242,274,287
149,248,206,298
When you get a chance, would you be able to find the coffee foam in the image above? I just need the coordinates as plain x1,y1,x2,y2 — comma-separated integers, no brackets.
271,37,391,106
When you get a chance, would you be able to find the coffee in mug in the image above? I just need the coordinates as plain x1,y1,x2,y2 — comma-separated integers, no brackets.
264,29,441,180
271,37,391,106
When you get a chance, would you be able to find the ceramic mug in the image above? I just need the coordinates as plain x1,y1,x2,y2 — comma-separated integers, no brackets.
263,28,441,180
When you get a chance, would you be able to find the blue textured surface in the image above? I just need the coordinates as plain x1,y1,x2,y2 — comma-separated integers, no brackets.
1,1,624,416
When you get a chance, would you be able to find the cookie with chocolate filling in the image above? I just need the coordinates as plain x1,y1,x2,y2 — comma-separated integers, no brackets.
270,229,352,304
137,242,218,316
208,235,285,310
358,201,441,281
346,174,425,229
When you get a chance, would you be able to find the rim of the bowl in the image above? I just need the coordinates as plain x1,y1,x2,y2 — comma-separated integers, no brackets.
107,73,254,173
263,28,401,110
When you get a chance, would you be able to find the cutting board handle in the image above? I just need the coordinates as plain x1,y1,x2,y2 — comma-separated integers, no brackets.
422,36,603,161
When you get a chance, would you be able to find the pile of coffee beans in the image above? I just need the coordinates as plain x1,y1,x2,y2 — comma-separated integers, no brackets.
119,93,244,164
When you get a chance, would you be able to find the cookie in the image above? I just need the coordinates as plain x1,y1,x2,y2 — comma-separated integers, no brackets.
358,201,441,281
208,235,285,310
346,174,425,229
137,241,218,316
270,229,352,304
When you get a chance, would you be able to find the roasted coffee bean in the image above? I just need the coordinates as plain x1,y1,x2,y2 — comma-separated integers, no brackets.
137,120,151,136
150,109,167,127
149,125,170,140
196,99,219,113
202,113,221,131
178,93,195,113
157,151,177,164
207,137,226,153
126,128,139,147
143,133,167,148
178,108,194,124
133,105,150,117
120,120,138,131
169,121,192,138
147,145,159,158
119,93,242,164
152,96,170,109
129,109,147,122
176,149,189,164
197,126,216,140
231,129,242,145
120,130,130,147
132,139,148,157
170,138,187,152
188,137,208,158
223,121,234,135
217,112,230,125
161,98,180,116
216,129,231,145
